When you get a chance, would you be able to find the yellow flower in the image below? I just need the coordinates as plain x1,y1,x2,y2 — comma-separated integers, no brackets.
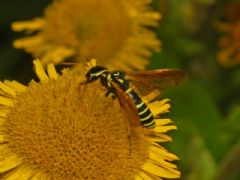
216,4,240,67
0,59,180,179
12,0,161,70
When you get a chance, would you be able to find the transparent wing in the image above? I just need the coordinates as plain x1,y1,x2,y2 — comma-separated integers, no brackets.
125,69,186,95
111,81,141,128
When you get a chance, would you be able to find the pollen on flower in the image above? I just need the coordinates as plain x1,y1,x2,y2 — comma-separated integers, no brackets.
12,0,161,70
0,60,180,179
2,73,149,179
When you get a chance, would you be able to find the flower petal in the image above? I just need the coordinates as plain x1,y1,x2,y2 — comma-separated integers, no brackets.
149,151,177,169
0,110,8,118
47,63,58,79
141,161,180,178
0,82,16,97
149,145,179,161
142,90,160,103
151,103,171,116
31,172,49,180
12,18,45,32
13,35,44,49
33,59,49,81
153,125,177,133
0,147,22,173
155,119,173,126
2,166,37,180
135,171,158,180
3,80,26,93
0,96,14,107
150,134,173,142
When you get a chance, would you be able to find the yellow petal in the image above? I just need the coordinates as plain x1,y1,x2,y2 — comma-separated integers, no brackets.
149,145,179,161
135,174,143,180
0,82,16,97
33,59,49,81
31,172,50,180
3,166,36,180
86,58,97,70
13,35,43,49
151,103,171,116
153,125,177,133
150,134,172,142
4,80,26,93
0,149,22,173
149,151,177,169
135,171,154,180
12,18,45,32
155,119,173,126
47,63,58,79
142,90,160,103
0,96,14,107
151,99,170,107
0,111,8,118
141,161,180,178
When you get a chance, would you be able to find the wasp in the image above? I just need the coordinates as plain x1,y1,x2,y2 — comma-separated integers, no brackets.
84,62,186,134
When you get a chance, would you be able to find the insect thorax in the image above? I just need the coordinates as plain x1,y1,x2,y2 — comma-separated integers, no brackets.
111,71,130,91
86,66,108,81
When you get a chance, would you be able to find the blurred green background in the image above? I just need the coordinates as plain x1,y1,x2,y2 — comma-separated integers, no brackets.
1,0,240,179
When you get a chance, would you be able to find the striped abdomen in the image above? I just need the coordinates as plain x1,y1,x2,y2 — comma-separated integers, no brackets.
127,89,155,128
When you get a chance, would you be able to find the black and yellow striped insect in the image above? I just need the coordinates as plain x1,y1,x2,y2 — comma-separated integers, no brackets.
84,64,186,131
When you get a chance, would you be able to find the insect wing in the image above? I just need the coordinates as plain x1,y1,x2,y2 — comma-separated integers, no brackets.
125,69,186,95
111,81,141,128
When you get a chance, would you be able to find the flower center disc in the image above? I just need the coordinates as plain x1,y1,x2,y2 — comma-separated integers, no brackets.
43,0,132,62
4,73,148,179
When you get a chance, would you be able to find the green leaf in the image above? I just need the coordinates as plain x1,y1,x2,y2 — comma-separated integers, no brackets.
214,142,240,180
186,134,217,180
165,80,223,160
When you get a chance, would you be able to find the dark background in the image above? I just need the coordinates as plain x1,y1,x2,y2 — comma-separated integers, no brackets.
1,0,240,179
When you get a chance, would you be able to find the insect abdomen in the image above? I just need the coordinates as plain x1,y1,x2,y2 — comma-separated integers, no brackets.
127,90,155,128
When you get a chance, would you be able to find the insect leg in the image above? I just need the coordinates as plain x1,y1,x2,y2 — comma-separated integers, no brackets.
105,88,117,99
